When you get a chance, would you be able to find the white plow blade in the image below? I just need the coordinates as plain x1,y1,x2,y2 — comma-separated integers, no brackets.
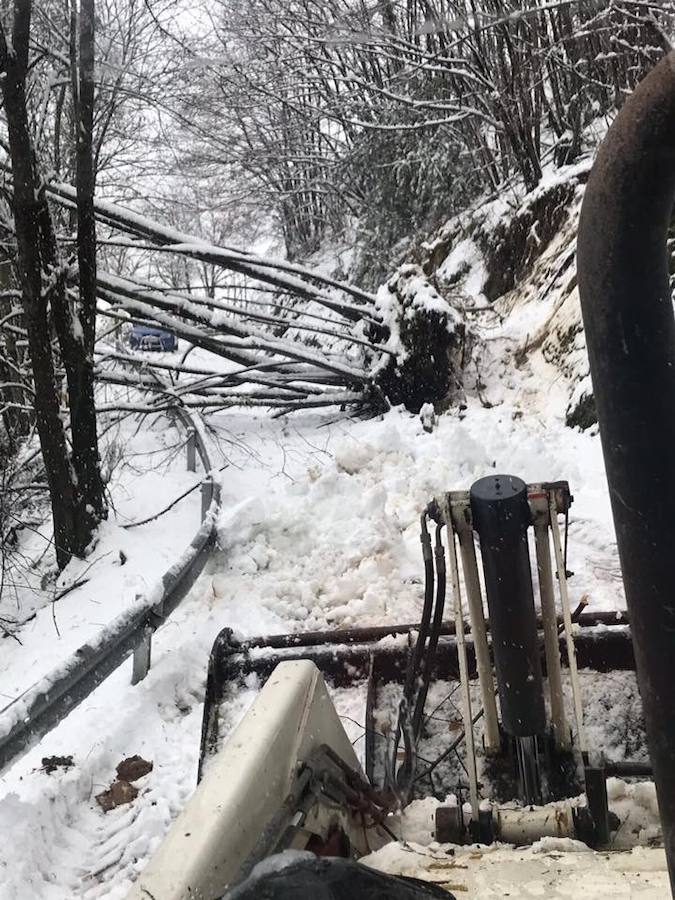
127,660,365,900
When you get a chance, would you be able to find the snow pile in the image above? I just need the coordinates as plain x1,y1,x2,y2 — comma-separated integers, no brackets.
1,414,208,717
392,797,445,845
375,263,464,360
531,836,591,853
607,778,662,849
211,400,622,640
0,396,629,897
360,840,461,883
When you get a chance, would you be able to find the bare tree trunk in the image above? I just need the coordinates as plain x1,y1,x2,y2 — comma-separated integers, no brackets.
0,255,31,449
0,0,105,568
72,0,106,527
0,2,78,568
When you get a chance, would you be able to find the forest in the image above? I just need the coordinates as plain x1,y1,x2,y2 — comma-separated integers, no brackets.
1,0,670,576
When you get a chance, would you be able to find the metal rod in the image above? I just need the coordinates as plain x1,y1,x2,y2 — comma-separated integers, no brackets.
214,630,635,689
605,760,653,778
456,527,500,754
238,611,630,651
549,495,587,754
446,523,480,821
584,766,611,848
534,519,570,751
365,654,377,785
577,49,675,893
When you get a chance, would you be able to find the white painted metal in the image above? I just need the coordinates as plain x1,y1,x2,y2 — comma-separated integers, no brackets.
533,519,571,751
444,515,480,822
549,495,588,754
455,526,501,755
493,802,576,843
127,660,375,900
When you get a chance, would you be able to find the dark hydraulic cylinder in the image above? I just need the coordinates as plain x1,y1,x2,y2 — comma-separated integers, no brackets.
469,474,546,737
577,50,675,894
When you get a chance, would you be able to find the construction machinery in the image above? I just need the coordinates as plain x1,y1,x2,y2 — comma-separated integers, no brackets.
127,49,675,900
128,475,647,900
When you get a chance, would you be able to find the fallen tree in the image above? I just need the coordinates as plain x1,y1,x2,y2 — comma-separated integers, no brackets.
1,162,472,426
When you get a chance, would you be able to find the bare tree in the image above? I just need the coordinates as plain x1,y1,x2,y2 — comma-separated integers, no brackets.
0,0,105,568
174,0,673,276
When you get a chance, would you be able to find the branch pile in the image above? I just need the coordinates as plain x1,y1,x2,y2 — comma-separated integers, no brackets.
45,178,392,415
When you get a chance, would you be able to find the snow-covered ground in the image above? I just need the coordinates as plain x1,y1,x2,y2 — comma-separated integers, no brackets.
1,413,203,703
363,840,668,898
0,396,628,898
0,169,650,898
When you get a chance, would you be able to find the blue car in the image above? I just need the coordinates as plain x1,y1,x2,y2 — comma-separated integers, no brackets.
129,324,177,352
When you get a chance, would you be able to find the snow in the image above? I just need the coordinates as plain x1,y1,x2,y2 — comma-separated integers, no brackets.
437,236,488,304
212,402,622,634
606,779,663,849
361,842,669,897
1,414,205,704
374,264,463,364
0,159,662,898
0,385,633,897
531,836,591,853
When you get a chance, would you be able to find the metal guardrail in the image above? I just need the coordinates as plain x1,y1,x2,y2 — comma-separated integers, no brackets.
0,407,221,775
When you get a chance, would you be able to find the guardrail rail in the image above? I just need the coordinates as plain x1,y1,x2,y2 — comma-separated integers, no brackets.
0,407,221,774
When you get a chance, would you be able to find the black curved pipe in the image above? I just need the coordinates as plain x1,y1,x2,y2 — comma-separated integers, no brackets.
411,524,447,738
410,513,436,685
577,50,675,892
390,512,436,790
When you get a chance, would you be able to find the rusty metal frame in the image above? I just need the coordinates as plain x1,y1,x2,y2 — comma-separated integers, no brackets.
197,616,635,782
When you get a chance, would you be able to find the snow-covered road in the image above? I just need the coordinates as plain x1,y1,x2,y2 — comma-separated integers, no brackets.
0,393,628,898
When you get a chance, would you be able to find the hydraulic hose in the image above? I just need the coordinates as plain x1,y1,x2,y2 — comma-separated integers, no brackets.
410,513,435,680
412,523,447,738
389,510,436,795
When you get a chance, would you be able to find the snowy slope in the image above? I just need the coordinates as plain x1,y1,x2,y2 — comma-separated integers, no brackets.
424,159,595,427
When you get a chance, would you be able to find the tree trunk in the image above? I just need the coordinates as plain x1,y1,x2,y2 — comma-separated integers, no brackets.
2,51,78,565
0,0,105,567
0,256,32,449
71,0,106,527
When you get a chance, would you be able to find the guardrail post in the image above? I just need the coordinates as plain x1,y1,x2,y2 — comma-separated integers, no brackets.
201,480,212,520
186,428,197,472
131,625,153,685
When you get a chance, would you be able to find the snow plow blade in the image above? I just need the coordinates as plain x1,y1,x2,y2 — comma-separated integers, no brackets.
126,660,389,900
